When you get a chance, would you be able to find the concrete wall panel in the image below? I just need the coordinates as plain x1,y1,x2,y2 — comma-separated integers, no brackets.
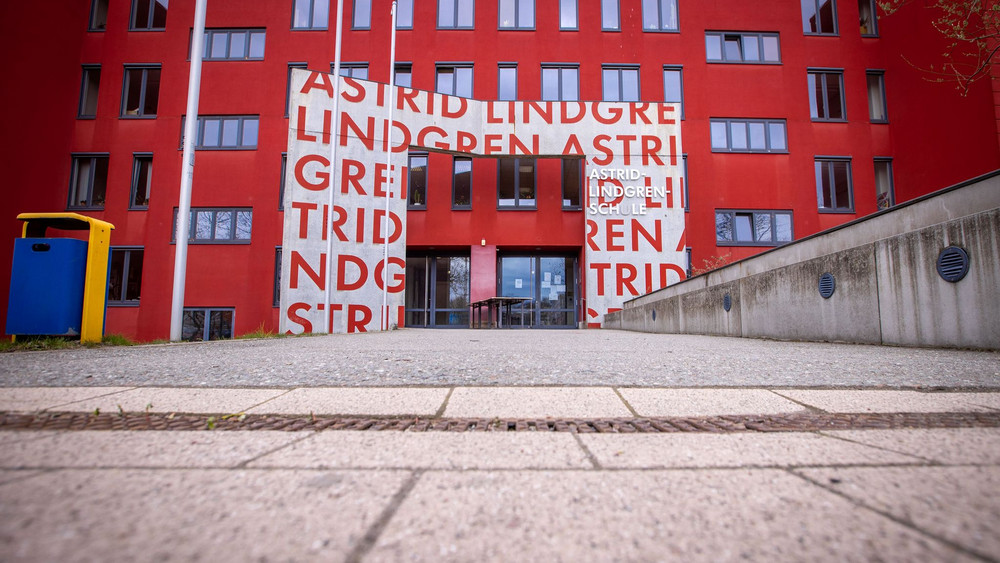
677,283,741,337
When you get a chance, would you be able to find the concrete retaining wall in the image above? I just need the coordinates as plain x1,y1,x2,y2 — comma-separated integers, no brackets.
605,171,1000,350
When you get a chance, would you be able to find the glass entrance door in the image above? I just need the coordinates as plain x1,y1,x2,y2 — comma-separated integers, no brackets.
498,255,577,328
405,255,470,327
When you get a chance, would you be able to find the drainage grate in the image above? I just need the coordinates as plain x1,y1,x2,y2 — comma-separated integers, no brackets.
723,293,732,312
818,272,836,299
937,246,970,282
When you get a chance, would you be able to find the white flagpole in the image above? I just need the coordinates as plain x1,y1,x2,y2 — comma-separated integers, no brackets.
324,0,345,334
383,1,398,330
169,0,208,341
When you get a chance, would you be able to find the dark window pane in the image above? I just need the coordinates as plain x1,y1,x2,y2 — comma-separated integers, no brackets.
562,159,581,207
125,251,143,301
91,0,109,30
825,75,843,119
92,158,108,205
133,156,152,207
724,35,741,61
715,213,733,242
236,211,253,239
408,155,427,206
151,0,167,28
453,157,472,206
209,310,233,339
754,213,772,242
182,310,205,341
214,211,232,240
124,69,143,115
498,159,516,205
133,0,151,28
81,67,101,117
143,69,160,115
833,162,850,208
518,159,535,204
108,250,125,301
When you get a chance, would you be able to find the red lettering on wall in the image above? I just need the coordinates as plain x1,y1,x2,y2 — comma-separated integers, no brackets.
341,77,365,102
375,257,406,292
523,101,553,124
632,219,662,251
296,106,316,142
616,263,638,296
484,134,503,155
442,96,468,118
561,135,584,155
561,102,585,124
457,130,477,152
593,135,613,165
330,205,348,241
290,251,325,290
374,163,394,197
300,72,334,97
590,262,611,296
337,255,368,290
398,88,420,112
291,202,318,239
286,302,314,333
340,113,376,150
295,154,330,190
593,103,623,125
644,177,662,209
416,126,449,150
606,219,626,251
348,304,372,333
509,134,539,155
374,209,403,244
642,136,664,166
342,159,366,195
586,220,600,251
629,103,653,125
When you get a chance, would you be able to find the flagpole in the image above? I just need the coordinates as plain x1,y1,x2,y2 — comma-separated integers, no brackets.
382,1,398,330
169,0,208,341
324,0,345,334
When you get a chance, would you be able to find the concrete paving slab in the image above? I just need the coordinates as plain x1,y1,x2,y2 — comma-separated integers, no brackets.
246,387,448,416
618,388,806,417
249,431,591,470
0,468,410,562
821,428,1000,465
796,466,1000,560
443,387,631,418
0,430,308,469
369,469,971,562
579,432,921,469
775,390,1000,413
0,387,133,412
60,387,287,414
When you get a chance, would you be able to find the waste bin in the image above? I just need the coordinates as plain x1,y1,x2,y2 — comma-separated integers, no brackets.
5,213,115,343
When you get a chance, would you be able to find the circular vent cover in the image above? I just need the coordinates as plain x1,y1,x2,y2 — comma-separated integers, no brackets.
937,246,970,283
723,293,732,312
818,272,836,299
651,309,657,321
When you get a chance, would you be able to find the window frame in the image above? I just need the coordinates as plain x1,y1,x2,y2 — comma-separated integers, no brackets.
452,156,473,209
181,307,235,341
498,63,518,100
710,118,788,154
286,62,308,117
601,0,620,31
67,153,109,210
497,157,536,209
273,247,282,307
498,0,535,30
172,207,254,244
120,64,161,119
438,0,475,29
682,154,689,212
408,152,429,209
807,68,846,122
291,0,329,30
874,157,895,209
866,70,888,123
859,0,878,36
130,0,167,31
130,153,153,210
396,0,414,29
663,65,684,119
352,0,372,29
705,31,781,64
642,0,679,33
715,209,794,247
559,0,578,30
107,247,144,307
89,0,109,31
435,63,474,98
78,65,101,119
561,158,583,210
540,64,579,101
815,157,854,213
279,152,288,211
184,115,260,150
602,65,641,102
333,62,370,79
395,63,413,87
199,28,267,62
802,0,839,35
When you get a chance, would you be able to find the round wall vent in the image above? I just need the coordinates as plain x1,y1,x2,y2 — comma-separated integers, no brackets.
937,246,970,283
651,309,657,321
818,272,836,299
723,293,732,312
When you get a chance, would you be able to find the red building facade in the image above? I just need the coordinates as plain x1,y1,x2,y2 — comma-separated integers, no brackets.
2,0,999,340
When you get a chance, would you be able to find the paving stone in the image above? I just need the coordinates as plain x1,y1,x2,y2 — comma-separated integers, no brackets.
775,390,999,413
246,387,448,416
443,387,630,418
368,469,972,562
0,468,409,562
249,431,591,470
796,466,1000,560
0,387,133,412
820,428,1000,465
60,387,287,414
618,388,806,417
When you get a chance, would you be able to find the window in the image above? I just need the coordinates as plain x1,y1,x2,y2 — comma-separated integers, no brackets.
601,0,620,30
859,0,877,36
498,158,535,208
182,308,234,341
335,63,369,79
874,158,894,209
439,0,474,28
498,64,517,100
68,154,108,209
815,158,853,212
436,64,473,97
292,0,329,29
286,62,307,117
499,0,534,29
808,70,845,121
279,153,288,210
706,32,781,63
121,65,161,117
560,0,578,29
663,66,683,118
131,0,167,30
188,116,259,149
541,65,578,101
353,0,371,29
453,156,472,208
642,0,678,32
201,29,266,61
108,248,143,306
716,210,793,246
174,208,253,243
395,63,412,87
397,0,414,28
682,154,689,211
78,65,101,118
802,0,837,34
130,154,152,209
867,71,887,122
685,248,692,277
710,119,787,153
408,153,428,207
562,158,582,208
273,247,282,307
602,65,640,102
89,0,108,31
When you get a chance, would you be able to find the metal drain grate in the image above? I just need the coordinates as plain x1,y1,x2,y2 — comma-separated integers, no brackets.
937,246,970,282
818,272,836,299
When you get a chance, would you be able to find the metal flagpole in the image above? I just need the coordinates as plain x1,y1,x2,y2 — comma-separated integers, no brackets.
324,0,345,334
382,1,398,330
169,0,208,341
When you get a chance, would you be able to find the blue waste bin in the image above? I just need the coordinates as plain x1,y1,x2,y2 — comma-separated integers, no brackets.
5,238,89,336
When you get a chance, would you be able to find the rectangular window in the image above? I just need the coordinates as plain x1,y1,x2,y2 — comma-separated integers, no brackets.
710,119,787,153
438,0,474,28
131,0,167,30
601,0,620,30
292,0,329,29
273,247,282,307
541,65,579,101
559,0,578,29
108,248,144,306
815,158,854,212
874,158,894,209
335,63,369,79
200,29,266,61
436,64,473,97
499,0,534,29
78,65,101,118
498,158,535,208
397,0,414,28
286,62,307,117
802,0,838,34
562,158,582,208
187,115,259,149
121,65,161,118
130,153,153,209
808,70,845,121
867,70,888,122
705,32,780,63
682,154,689,211
173,208,253,243
182,308,234,341
602,65,640,102
453,156,472,208
859,0,877,36
663,66,683,118
498,64,517,100
68,154,109,209
642,0,678,32
716,210,794,246
408,153,428,208
353,0,371,29
89,0,109,31
279,153,288,210
395,63,412,87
